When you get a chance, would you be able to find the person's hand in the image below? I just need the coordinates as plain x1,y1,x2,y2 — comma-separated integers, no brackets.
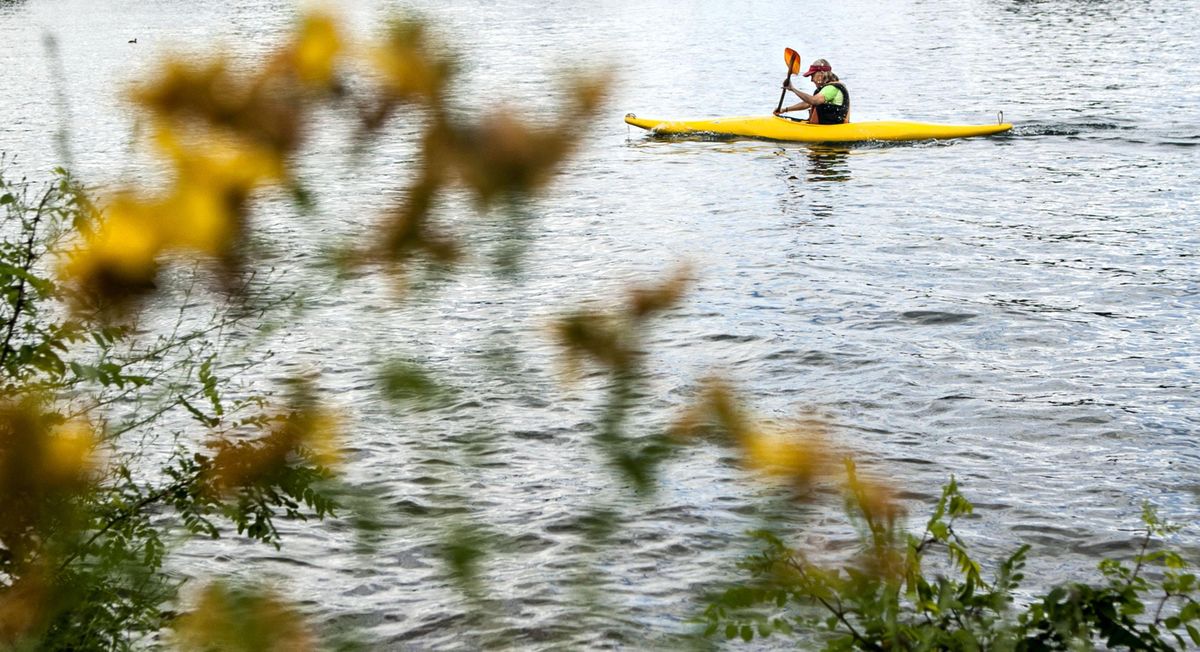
783,80,794,90
773,108,782,116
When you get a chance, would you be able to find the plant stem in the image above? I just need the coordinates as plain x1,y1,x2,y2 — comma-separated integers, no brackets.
785,556,882,651
56,475,196,574
1152,591,1173,624
1126,526,1153,590
0,186,54,372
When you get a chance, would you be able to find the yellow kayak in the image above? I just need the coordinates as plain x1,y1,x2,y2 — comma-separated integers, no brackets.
624,113,1012,143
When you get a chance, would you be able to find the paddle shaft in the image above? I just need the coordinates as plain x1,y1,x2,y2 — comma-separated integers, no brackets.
775,51,799,113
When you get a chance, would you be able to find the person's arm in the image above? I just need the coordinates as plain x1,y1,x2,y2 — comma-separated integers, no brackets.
774,100,812,115
787,83,826,106
775,80,821,115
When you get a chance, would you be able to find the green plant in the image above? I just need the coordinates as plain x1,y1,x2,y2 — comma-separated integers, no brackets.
704,466,1199,650
3,8,610,648
1,167,342,649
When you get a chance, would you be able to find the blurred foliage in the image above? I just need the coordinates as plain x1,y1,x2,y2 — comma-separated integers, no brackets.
4,7,610,650
376,358,457,410
58,10,609,310
1,166,347,649
554,266,692,492
703,464,1200,650
173,581,315,652
3,8,1195,652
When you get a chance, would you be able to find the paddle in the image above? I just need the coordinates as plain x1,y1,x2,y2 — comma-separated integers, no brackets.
774,48,802,114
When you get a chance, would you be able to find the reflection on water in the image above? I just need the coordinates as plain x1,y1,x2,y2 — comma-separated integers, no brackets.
804,145,852,183
776,145,852,220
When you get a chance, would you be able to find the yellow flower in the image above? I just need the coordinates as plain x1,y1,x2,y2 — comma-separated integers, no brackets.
44,420,96,482
175,582,315,652
148,123,286,257
62,193,163,285
157,125,284,187
739,422,830,486
369,21,446,101
168,180,233,255
100,207,160,273
302,407,344,469
292,12,342,86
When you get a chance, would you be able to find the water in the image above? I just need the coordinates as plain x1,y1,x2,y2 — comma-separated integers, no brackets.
3,0,1200,647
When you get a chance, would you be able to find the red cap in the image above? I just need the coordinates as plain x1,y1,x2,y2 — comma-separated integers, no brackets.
802,63,831,77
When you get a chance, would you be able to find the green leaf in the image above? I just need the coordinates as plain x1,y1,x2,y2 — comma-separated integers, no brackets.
1163,551,1187,570
377,358,455,408
1181,601,1200,621
200,358,224,416
180,396,220,427
1187,624,1200,645
0,262,47,286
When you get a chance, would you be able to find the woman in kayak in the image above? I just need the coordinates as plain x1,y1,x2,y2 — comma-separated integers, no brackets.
774,59,850,124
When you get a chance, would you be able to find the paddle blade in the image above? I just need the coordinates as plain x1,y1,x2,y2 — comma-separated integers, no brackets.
784,48,801,74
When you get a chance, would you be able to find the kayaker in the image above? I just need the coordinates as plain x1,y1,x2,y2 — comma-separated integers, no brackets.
774,59,850,124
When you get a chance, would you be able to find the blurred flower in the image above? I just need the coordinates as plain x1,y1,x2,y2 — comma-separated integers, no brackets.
131,57,301,156
0,569,49,645
167,180,237,256
554,269,688,380
846,468,904,528
155,125,285,189
288,12,342,87
628,265,691,318
1,401,95,492
450,72,609,208
1,399,95,587
554,311,628,376
368,19,450,104
667,377,749,441
376,172,460,272
300,407,343,469
204,395,343,494
43,419,97,483
668,379,836,490
174,582,314,652
740,421,830,486
157,127,282,256
451,113,569,207
564,70,613,115
60,192,162,301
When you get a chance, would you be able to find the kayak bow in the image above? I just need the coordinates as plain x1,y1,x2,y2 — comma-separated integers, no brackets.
624,113,1012,143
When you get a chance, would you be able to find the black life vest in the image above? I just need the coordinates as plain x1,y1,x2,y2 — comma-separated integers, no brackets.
813,82,850,124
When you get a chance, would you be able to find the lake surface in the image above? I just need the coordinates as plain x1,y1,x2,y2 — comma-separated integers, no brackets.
3,0,1199,647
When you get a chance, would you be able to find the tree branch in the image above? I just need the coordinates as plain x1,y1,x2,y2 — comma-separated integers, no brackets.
0,186,55,372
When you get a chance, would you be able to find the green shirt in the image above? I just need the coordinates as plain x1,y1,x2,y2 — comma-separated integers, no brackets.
818,84,844,106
